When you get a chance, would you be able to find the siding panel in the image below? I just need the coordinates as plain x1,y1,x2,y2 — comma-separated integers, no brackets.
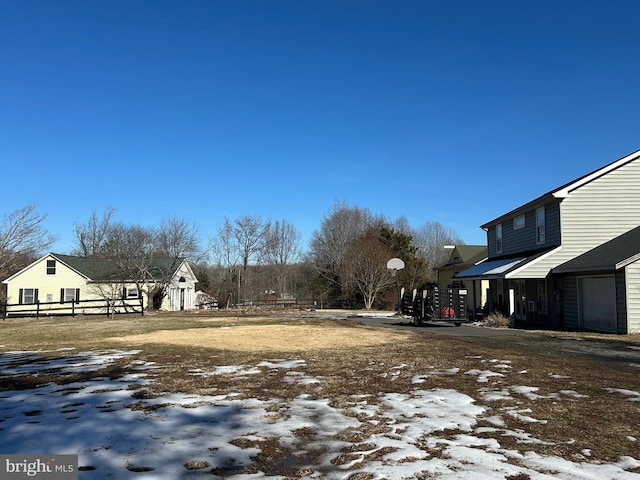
626,262,640,333
561,159,640,251
616,270,627,334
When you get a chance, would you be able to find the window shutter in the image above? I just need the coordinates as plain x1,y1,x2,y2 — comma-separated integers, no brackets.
60,288,65,303
75,289,80,303
122,287,127,299
34,289,39,303
19,289,23,305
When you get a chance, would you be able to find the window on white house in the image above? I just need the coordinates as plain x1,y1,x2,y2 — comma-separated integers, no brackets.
514,214,525,230
496,223,503,253
126,287,139,298
46,259,56,275
536,207,545,244
22,288,37,304
61,288,79,303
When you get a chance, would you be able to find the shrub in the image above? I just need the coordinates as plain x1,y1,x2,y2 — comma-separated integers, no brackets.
482,312,511,328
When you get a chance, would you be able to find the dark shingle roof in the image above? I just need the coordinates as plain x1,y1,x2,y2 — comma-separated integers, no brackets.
552,226,640,274
52,254,184,282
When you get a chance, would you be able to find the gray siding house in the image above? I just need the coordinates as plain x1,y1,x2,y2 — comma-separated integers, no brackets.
456,148,640,334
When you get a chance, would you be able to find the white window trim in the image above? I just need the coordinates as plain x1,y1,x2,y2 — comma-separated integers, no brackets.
514,214,525,230
126,287,139,298
63,288,77,303
22,288,37,305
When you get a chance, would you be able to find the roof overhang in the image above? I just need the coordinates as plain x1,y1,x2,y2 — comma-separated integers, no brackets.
454,257,527,281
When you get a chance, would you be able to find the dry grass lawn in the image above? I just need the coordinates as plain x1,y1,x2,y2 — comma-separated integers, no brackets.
112,323,413,351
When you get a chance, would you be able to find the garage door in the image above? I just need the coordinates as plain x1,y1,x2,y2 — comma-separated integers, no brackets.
578,276,617,333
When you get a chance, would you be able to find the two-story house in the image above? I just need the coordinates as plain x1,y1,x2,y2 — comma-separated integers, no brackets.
456,148,640,334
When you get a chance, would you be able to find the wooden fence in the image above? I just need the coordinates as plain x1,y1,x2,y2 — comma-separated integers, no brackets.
1,297,144,319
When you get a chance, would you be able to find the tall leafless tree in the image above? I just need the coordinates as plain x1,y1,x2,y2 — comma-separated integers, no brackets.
0,204,57,280
208,220,240,308
209,215,269,305
413,221,464,280
155,216,203,262
72,206,116,257
308,201,382,293
342,234,396,309
262,219,301,298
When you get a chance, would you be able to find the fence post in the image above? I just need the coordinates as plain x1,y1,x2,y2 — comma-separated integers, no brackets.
36,301,40,319
72,300,75,317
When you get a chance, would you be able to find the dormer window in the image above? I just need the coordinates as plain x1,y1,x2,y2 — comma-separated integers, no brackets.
46,259,56,275
496,223,503,254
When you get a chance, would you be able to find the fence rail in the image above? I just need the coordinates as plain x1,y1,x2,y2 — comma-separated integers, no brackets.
1,297,144,319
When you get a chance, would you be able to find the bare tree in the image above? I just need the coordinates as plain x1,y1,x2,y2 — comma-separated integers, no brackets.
208,220,240,308
156,216,203,262
229,215,269,302
72,206,116,256
0,204,57,279
342,234,396,309
262,219,301,298
413,221,464,280
100,223,158,310
308,201,380,291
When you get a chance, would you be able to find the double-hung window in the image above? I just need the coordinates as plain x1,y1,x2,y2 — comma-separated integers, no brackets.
496,223,503,254
21,288,38,304
536,207,546,244
46,259,56,275
61,288,79,303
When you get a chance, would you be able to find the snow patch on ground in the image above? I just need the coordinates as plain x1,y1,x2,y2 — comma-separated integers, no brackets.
0,350,639,479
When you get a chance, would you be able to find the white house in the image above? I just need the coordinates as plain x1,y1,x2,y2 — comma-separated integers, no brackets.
2,253,198,317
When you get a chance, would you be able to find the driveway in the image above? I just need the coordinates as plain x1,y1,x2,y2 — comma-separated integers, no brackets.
348,314,525,337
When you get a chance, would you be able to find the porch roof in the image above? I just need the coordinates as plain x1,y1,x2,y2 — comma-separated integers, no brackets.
454,256,527,280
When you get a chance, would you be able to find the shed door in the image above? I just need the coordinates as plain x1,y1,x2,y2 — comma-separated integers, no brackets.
579,276,616,333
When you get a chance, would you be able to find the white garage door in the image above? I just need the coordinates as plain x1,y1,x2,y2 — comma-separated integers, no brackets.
579,276,617,333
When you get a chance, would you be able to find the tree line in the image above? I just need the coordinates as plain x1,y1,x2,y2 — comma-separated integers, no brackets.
0,201,464,310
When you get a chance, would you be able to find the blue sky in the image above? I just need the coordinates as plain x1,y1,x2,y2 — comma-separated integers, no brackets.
2,1,639,254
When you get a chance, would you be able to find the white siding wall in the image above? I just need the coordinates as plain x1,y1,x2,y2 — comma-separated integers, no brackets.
626,261,640,333
4,254,149,315
4,255,88,314
561,159,640,250
161,261,198,311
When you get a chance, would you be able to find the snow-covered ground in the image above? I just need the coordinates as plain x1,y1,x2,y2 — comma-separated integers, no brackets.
0,349,639,479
